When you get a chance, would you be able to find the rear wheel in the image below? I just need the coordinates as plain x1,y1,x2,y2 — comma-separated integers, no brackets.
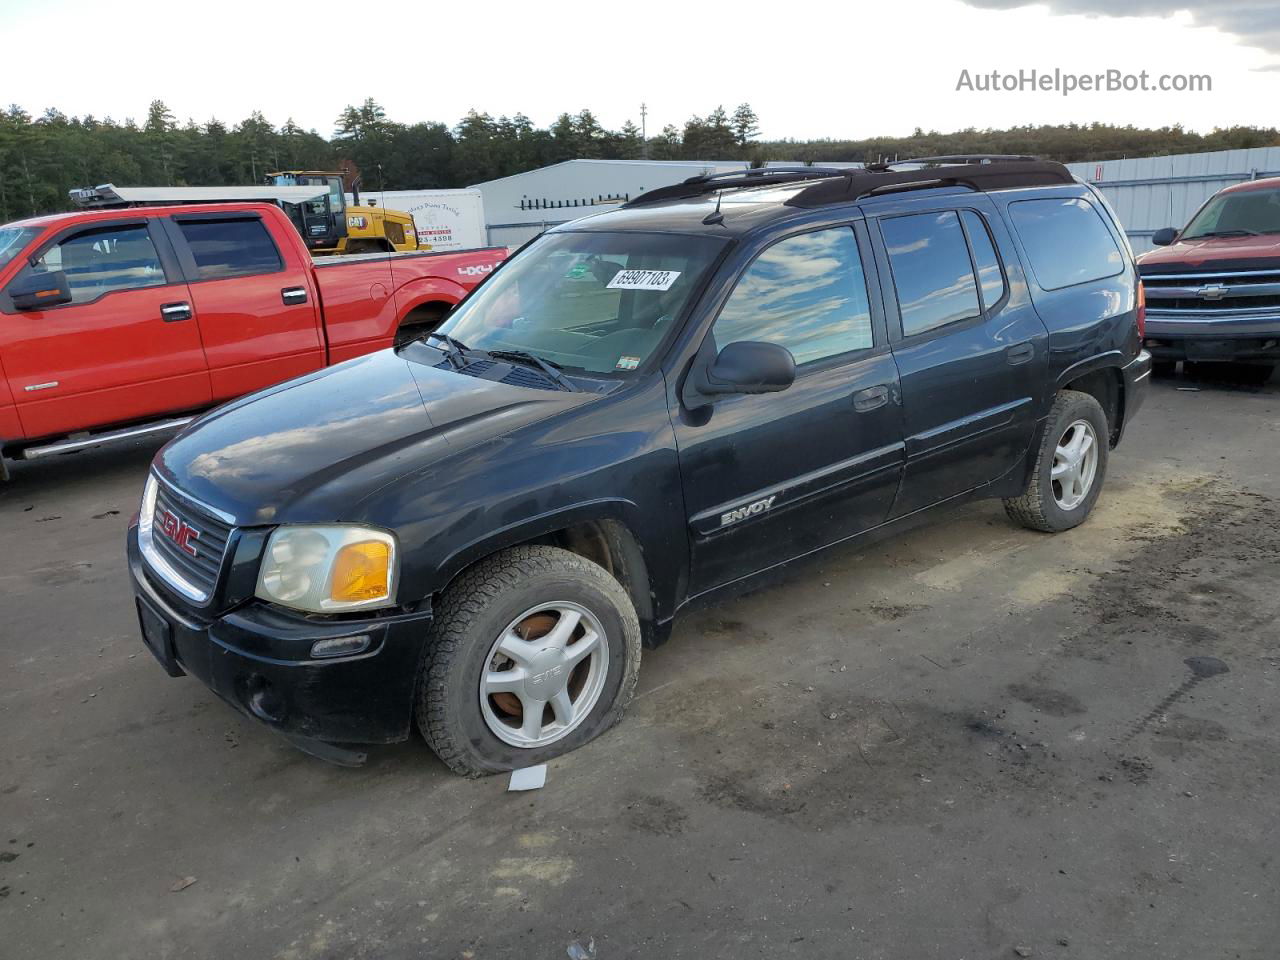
1151,360,1177,377
1004,390,1109,533
416,546,641,777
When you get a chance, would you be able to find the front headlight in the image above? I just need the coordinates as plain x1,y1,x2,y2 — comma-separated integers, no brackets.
255,525,398,613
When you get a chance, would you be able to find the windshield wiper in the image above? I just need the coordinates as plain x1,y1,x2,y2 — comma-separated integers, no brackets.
426,332,472,369
1191,229,1260,238
487,349,581,392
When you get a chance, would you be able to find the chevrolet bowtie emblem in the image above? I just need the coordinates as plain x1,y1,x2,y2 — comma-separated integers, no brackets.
1197,284,1230,300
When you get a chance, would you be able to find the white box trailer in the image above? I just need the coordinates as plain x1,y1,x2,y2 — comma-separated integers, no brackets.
352,189,487,252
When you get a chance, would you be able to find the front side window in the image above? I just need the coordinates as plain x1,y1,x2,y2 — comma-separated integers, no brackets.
1181,187,1280,239
713,227,873,365
0,225,41,270
14,223,166,306
881,211,981,337
436,230,726,376
177,218,283,280
1009,197,1124,291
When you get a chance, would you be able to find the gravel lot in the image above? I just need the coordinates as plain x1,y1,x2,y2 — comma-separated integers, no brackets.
3,370,1279,959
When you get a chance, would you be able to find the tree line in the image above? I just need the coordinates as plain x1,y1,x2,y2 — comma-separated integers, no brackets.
1,97,1277,220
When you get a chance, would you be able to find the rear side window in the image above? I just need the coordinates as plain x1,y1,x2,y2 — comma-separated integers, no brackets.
881,211,980,337
1009,197,1123,291
714,226,873,365
177,218,282,279
15,223,166,305
960,210,1007,309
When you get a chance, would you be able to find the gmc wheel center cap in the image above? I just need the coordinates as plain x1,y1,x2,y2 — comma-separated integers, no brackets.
524,648,570,697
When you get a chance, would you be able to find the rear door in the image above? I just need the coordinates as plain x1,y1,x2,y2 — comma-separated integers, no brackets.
0,218,209,439
163,212,324,401
672,222,904,595
870,197,1047,516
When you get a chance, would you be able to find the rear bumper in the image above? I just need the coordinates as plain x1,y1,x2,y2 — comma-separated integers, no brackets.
127,524,431,746
1118,349,1152,443
1144,311,1280,363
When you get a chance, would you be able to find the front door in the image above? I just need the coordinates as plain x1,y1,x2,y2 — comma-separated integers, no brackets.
672,223,905,596
165,212,324,401
0,218,210,439
871,199,1048,516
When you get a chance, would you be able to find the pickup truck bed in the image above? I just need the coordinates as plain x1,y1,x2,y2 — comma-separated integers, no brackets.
0,202,505,463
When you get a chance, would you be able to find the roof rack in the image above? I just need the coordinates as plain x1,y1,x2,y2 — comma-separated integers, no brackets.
785,158,1075,209
866,154,1041,171
623,167,852,207
69,183,328,209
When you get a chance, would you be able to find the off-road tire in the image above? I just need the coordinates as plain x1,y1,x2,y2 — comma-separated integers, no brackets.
416,545,641,777
1003,389,1109,533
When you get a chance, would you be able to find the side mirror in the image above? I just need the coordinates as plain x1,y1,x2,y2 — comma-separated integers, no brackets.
9,270,72,310
684,340,796,406
1151,227,1179,247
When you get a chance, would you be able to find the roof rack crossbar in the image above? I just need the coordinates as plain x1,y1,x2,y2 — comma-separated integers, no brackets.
623,167,851,207
786,159,1074,209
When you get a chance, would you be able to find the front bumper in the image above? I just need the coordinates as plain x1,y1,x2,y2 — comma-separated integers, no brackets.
127,524,432,747
1144,311,1280,364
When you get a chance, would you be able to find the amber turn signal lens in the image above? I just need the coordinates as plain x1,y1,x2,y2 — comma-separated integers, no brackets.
329,540,391,604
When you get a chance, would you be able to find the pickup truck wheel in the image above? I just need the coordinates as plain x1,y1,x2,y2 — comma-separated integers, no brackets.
1003,389,1109,533
416,545,641,777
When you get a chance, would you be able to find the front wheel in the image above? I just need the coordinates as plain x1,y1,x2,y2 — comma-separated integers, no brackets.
416,546,641,777
1004,389,1109,533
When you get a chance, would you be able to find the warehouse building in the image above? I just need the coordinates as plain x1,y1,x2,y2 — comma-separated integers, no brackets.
1067,147,1280,254
472,159,750,247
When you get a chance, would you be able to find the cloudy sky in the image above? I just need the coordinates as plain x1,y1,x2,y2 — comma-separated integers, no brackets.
3,0,1277,139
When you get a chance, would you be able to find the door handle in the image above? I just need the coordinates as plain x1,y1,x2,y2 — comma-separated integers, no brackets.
853,384,890,413
282,286,308,305
160,302,192,322
1006,342,1035,365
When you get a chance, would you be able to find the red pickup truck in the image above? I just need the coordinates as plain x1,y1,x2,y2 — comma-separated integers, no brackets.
0,202,505,474
1139,175,1280,381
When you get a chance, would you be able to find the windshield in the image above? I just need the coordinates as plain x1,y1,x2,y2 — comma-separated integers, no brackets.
0,225,40,269
1182,187,1280,238
435,231,727,376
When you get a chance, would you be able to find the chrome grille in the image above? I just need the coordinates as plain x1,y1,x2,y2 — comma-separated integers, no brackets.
1142,269,1280,315
142,477,234,604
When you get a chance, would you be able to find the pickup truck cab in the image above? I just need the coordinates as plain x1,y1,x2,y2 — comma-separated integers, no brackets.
1140,176,1280,380
0,203,505,473
126,159,1150,775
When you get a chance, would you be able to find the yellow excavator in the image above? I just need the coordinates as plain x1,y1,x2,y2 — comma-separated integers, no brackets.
264,170,419,256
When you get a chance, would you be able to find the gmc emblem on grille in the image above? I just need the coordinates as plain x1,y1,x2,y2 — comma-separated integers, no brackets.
1197,284,1230,301
158,508,201,557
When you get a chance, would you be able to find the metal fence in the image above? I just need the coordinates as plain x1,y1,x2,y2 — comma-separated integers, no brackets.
1066,148,1280,254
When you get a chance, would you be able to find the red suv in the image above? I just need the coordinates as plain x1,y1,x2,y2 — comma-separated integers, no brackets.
1138,177,1280,381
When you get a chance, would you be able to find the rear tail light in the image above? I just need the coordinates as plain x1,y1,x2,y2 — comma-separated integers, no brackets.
1136,279,1147,338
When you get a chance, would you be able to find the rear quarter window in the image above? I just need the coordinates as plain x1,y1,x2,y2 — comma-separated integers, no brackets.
177,218,283,279
1008,197,1124,291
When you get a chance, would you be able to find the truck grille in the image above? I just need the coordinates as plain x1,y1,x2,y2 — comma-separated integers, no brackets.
1142,270,1280,315
142,477,234,604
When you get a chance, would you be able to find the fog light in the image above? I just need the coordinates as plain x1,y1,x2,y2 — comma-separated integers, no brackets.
310,635,371,659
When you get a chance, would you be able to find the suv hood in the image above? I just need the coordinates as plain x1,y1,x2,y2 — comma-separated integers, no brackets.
1138,233,1280,274
156,347,592,525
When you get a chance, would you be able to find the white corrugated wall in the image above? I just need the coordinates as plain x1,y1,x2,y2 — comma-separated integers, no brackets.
1066,148,1280,254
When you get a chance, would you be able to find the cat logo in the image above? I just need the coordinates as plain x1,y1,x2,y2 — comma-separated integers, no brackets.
720,495,777,528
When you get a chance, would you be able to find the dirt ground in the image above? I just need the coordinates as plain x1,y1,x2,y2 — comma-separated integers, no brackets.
3,369,1279,959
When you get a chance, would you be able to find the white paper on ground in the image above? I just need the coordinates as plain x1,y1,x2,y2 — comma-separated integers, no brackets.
508,764,547,791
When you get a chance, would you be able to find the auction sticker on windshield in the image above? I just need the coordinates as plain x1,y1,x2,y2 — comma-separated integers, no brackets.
607,269,681,291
